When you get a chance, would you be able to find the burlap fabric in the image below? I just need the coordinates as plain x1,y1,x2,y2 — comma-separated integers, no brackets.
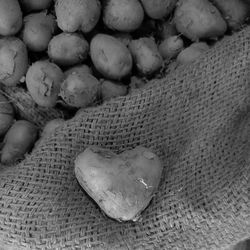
0,26,249,250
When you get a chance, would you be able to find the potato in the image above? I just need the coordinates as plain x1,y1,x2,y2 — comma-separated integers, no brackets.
20,0,52,12
103,0,144,32
26,60,64,107
159,35,184,60
140,0,177,19
158,20,178,40
22,12,56,52
60,72,100,108
176,42,209,64
1,120,38,165
211,0,250,30
174,0,227,41
129,37,163,75
101,80,128,101
0,0,22,36
64,64,92,77
90,34,133,80
75,146,163,221
48,32,89,67
55,0,101,33
0,93,14,138
0,37,28,87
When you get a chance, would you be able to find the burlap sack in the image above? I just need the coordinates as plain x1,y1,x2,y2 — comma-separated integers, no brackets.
0,26,249,250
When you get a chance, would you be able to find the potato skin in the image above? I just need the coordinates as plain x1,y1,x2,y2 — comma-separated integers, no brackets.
20,0,52,12
0,37,28,87
174,0,227,41
101,80,128,101
64,64,92,77
103,0,144,32
0,93,14,137
211,0,249,30
177,42,209,64
90,34,133,80
26,60,64,107
48,32,89,67
22,12,56,52
1,120,38,164
60,72,100,108
55,0,101,33
0,0,22,36
159,36,184,60
129,37,163,75
140,0,177,19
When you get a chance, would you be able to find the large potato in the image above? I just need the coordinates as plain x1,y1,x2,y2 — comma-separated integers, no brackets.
20,0,52,12
75,146,163,221
174,0,227,41
0,37,28,87
0,0,22,36
55,0,101,33
60,72,100,108
129,37,163,75
103,0,144,32
26,60,64,107
90,34,133,80
0,93,14,138
48,32,89,67
1,120,38,164
140,0,177,19
22,12,56,52
211,0,250,30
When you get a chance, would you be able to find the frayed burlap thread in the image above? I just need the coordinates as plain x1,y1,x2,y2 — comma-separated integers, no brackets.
0,27,250,250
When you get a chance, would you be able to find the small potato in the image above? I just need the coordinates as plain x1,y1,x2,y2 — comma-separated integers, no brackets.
101,80,128,101
0,37,28,87
1,120,38,165
48,32,89,67
0,0,22,36
140,0,177,19
90,34,133,80
159,36,184,60
41,118,65,138
55,0,101,33
174,0,227,41
158,20,178,40
64,64,92,77
103,0,144,32
60,72,100,108
20,0,52,12
22,12,56,52
177,42,209,64
26,60,64,107
129,37,163,75
212,0,250,30
0,93,14,138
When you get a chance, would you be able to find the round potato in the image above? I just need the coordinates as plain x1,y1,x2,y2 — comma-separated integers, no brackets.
55,0,101,33
140,0,177,19
64,64,92,77
0,37,28,87
0,0,22,36
101,80,128,101
1,120,38,164
48,32,89,67
90,34,133,80
129,37,163,75
60,72,101,108
26,60,64,107
159,36,184,60
20,0,52,12
103,0,144,32
22,12,56,52
0,93,14,138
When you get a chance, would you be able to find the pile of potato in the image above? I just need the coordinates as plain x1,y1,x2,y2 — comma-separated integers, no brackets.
0,0,249,165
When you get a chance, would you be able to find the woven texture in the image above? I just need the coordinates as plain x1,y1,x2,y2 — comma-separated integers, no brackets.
0,27,250,250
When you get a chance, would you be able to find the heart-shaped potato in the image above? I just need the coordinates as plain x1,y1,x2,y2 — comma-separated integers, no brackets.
75,146,163,222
